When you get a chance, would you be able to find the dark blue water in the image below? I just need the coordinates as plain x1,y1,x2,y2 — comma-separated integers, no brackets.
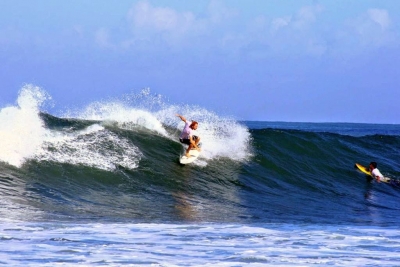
1,113,399,226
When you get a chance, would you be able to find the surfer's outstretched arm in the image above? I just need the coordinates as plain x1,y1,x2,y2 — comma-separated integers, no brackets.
176,114,187,123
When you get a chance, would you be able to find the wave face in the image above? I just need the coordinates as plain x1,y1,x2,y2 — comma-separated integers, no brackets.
0,86,399,225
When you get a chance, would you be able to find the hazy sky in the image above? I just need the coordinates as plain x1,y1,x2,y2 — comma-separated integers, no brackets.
1,0,399,123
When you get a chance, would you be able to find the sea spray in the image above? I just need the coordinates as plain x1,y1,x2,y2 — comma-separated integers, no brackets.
0,86,252,170
0,85,49,167
0,85,143,170
73,101,169,136
63,88,253,163
160,105,253,162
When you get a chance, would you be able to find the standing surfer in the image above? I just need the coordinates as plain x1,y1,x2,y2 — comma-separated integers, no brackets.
176,114,201,158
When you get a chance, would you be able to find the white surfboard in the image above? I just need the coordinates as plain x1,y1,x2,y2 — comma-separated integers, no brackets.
179,149,200,164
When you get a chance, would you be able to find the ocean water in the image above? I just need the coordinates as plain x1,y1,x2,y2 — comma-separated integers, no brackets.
0,85,400,266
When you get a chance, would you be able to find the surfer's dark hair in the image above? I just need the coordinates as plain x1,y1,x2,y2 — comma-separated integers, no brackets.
370,162,377,168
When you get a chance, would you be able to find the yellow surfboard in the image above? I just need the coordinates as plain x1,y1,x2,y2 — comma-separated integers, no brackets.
354,163,371,176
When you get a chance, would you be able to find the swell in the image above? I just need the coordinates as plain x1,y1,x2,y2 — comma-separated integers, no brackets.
236,128,400,224
0,113,248,223
1,117,400,225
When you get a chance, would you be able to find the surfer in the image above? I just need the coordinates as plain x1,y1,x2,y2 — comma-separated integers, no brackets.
369,162,384,182
176,114,201,158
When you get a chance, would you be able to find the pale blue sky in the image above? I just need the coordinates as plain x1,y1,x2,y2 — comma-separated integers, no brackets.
1,0,399,123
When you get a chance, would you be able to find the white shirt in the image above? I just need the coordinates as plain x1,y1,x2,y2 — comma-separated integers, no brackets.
371,168,383,180
179,121,192,139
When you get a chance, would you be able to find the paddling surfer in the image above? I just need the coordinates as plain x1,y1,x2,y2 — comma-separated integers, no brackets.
176,114,201,158
369,162,384,182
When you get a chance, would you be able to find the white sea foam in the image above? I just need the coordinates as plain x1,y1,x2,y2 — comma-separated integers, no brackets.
0,86,142,170
0,85,49,167
0,222,399,266
157,104,253,163
64,88,253,164
36,124,142,171
0,86,251,169
70,100,169,136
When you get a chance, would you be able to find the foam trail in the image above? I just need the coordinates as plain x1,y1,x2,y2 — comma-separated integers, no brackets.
37,124,142,171
0,85,49,167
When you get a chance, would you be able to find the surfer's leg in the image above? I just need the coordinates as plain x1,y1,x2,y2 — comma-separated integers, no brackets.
193,136,201,151
185,144,193,157
194,136,200,145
